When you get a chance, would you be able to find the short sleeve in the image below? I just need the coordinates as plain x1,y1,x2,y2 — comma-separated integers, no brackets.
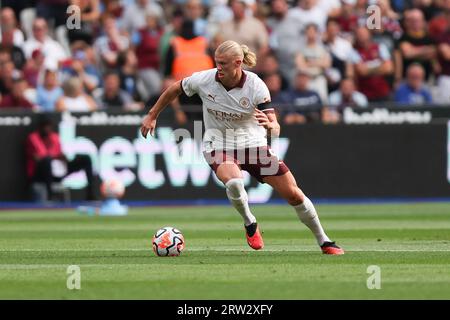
181,72,202,97
254,77,272,111
349,48,362,64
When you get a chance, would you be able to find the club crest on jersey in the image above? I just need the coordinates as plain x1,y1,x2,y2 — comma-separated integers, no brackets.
239,97,251,109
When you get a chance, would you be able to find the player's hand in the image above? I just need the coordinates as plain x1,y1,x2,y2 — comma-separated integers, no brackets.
141,114,157,138
254,109,271,129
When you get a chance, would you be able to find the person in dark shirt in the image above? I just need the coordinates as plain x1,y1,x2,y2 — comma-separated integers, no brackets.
279,71,322,124
395,9,437,82
0,76,34,109
93,70,136,110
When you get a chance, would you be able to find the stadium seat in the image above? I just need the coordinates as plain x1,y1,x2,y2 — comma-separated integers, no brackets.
55,25,71,57
20,8,36,40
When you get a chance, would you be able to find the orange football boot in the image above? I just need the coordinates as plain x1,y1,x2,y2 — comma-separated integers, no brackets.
245,223,264,250
321,241,345,255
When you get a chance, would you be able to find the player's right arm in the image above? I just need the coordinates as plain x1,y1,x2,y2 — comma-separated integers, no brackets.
140,80,183,138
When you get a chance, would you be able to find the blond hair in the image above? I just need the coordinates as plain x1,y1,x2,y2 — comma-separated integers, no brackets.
215,40,257,68
62,77,83,97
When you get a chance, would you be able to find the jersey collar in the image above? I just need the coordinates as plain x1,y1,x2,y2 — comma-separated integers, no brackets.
215,70,247,90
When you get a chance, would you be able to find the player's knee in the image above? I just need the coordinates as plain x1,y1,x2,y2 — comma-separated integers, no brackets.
225,178,246,200
285,188,304,206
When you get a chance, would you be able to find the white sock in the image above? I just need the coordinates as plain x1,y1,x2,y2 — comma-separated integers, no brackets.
225,178,256,226
294,196,331,246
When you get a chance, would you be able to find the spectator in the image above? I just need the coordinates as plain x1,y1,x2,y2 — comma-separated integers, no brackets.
117,49,145,102
394,63,433,105
220,0,269,69
0,76,35,109
102,0,125,20
323,18,354,93
93,71,140,110
395,9,437,83
267,0,303,85
0,7,25,47
207,0,234,36
436,8,450,104
329,77,368,109
21,18,68,67
295,23,331,103
94,15,129,69
351,26,394,102
370,0,403,53
184,0,208,37
25,114,96,201
23,49,46,88
133,12,163,100
60,46,101,93
335,0,360,40
161,19,212,111
164,19,214,82
257,53,289,90
36,68,64,112
280,71,322,124
121,0,164,34
354,0,370,18
1,14,27,68
55,77,97,112
0,44,25,71
428,0,450,41
262,72,285,105
288,0,328,34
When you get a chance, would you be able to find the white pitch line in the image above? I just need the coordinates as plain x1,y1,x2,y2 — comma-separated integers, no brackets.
0,248,449,252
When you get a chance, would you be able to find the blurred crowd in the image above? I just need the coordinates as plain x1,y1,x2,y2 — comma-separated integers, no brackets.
0,0,449,124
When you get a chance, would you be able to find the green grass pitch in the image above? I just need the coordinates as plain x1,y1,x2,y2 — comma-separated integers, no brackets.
0,202,449,299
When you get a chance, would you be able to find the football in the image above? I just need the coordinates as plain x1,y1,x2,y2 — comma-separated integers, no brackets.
100,178,125,199
152,227,185,257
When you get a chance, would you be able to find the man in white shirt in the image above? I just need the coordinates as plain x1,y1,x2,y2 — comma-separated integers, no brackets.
22,18,67,67
140,40,345,255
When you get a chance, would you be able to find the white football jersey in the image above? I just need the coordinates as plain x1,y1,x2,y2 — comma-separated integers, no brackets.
181,69,273,152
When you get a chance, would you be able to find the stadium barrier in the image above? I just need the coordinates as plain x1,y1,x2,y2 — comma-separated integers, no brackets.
0,108,449,202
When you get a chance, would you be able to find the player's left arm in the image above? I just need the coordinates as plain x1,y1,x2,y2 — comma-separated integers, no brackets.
254,79,280,137
255,107,280,138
